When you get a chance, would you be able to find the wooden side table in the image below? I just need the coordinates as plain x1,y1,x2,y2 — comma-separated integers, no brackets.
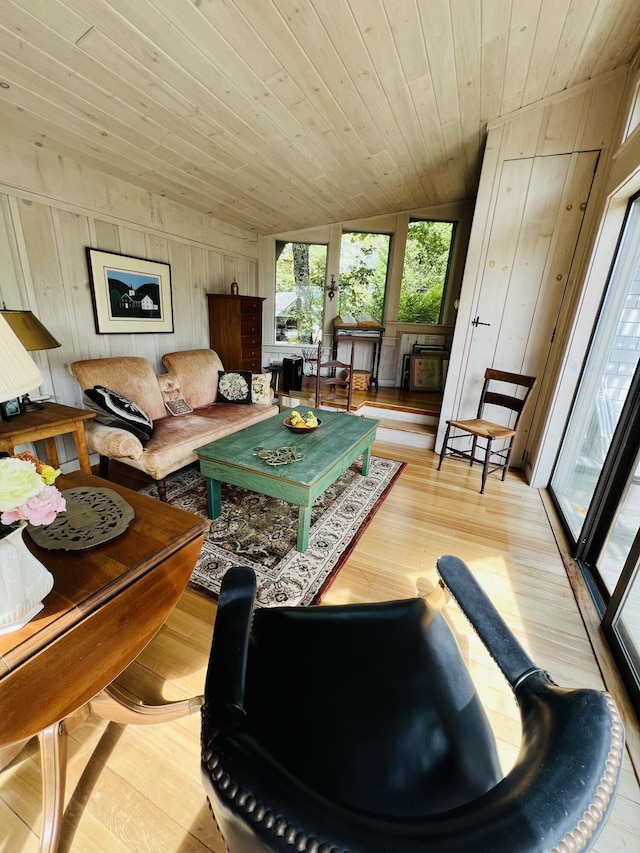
0,402,95,473
332,326,385,390
0,471,209,853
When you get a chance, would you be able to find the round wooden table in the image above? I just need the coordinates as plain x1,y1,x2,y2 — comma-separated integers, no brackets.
0,471,209,853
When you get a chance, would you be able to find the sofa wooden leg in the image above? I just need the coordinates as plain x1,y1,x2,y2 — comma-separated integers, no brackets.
99,455,109,479
157,479,168,502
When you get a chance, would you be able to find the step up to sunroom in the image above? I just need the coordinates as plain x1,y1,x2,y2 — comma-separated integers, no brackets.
359,402,438,449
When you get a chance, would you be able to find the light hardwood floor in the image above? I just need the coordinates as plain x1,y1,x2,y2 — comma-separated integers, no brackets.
1,440,639,852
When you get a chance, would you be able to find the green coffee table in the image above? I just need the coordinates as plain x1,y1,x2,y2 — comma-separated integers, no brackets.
194,408,379,552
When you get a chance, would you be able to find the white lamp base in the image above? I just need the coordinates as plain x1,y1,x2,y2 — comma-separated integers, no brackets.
0,525,53,634
0,601,44,635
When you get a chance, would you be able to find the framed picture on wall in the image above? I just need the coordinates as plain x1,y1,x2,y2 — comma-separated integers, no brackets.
86,249,174,334
412,343,444,355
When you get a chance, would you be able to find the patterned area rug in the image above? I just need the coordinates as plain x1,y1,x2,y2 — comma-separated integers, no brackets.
140,456,404,607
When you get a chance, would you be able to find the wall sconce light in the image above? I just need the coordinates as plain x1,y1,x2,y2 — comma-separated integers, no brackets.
327,275,337,300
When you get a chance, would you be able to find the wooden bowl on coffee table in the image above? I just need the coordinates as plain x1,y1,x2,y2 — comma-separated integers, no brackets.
283,416,322,435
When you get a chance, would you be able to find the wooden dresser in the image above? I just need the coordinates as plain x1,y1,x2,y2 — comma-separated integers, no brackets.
207,293,265,373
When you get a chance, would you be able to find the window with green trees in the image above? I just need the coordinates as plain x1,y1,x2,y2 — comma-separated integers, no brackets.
274,241,327,343
398,219,455,323
338,231,390,321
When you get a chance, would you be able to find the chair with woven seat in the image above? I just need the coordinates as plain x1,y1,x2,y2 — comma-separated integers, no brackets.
437,367,537,493
200,560,623,853
314,341,355,411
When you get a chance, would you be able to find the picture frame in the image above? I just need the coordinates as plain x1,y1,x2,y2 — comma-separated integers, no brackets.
0,397,22,419
409,354,443,391
412,343,445,354
86,249,174,334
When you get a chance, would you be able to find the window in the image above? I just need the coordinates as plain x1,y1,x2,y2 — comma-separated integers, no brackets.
274,241,327,343
398,219,455,323
338,231,390,321
550,193,640,715
551,195,640,544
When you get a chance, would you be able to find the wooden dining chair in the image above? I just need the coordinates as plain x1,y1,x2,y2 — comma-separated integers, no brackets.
437,368,537,493
314,341,355,411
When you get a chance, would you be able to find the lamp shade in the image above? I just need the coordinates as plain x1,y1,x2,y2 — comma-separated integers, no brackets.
0,313,43,402
0,310,61,350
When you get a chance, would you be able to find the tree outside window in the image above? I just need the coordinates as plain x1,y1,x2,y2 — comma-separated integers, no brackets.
398,219,455,323
274,223,455,343
338,231,390,321
275,241,327,343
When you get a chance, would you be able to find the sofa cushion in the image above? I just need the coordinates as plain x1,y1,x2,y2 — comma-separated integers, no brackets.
251,372,272,405
164,399,193,416
161,349,225,408
216,370,252,404
70,356,167,421
84,385,154,440
133,403,279,481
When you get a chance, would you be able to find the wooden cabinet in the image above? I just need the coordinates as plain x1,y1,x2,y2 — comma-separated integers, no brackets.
207,293,265,373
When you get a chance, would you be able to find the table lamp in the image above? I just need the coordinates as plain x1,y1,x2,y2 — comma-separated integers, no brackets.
0,312,44,420
0,309,60,412
0,313,57,632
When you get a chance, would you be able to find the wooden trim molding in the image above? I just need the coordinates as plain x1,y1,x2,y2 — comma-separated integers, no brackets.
539,488,640,778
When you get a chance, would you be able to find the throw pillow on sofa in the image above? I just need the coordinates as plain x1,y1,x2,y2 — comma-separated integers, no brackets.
251,373,272,405
216,371,252,404
84,385,154,440
164,398,193,416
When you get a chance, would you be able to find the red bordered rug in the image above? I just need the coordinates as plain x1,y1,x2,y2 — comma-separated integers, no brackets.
140,456,404,607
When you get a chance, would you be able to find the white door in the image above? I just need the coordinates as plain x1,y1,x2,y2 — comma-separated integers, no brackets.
457,150,599,467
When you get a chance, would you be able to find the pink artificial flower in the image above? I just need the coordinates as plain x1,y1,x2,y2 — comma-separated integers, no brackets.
1,485,66,526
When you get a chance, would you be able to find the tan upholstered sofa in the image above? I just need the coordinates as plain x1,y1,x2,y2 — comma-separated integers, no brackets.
69,349,278,500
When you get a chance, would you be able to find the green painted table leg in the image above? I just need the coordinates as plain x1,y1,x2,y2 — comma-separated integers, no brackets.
362,444,373,476
297,504,311,552
206,478,222,519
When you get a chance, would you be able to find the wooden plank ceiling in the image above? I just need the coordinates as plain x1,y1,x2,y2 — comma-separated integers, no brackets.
1,0,639,235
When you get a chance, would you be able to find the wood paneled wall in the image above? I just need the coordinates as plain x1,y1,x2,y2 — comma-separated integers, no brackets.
1,67,636,479
438,68,632,484
0,126,259,468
